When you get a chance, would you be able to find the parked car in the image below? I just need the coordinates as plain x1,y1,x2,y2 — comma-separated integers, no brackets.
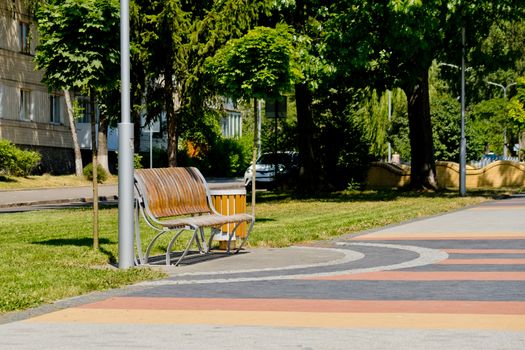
244,151,299,190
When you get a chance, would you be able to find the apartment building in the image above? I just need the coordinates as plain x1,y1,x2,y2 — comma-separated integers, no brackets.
0,0,74,174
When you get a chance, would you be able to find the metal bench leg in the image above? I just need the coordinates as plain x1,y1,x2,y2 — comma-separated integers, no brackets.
198,227,208,254
227,222,242,254
144,228,171,264
208,227,220,253
167,228,198,266
134,200,145,265
234,219,254,254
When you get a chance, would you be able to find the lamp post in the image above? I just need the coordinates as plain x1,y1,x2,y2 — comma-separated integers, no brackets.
118,0,135,269
460,26,466,197
387,90,392,163
437,28,467,197
486,81,516,158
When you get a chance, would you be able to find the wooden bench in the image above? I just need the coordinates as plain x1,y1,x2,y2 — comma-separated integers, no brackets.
134,167,254,266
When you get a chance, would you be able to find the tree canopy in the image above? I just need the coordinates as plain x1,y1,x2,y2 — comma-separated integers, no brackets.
206,24,301,101
34,0,120,92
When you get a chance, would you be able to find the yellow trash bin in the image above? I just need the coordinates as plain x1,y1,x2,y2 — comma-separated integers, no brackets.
210,188,247,249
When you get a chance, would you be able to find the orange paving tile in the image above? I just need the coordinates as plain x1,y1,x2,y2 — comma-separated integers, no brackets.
78,298,525,315
302,271,525,281
26,308,525,330
438,259,525,265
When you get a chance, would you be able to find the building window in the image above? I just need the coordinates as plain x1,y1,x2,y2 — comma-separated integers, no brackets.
19,89,31,120
50,94,61,124
76,96,92,123
19,22,30,54
221,112,242,138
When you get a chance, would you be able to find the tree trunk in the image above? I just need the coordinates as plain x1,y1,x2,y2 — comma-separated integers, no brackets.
131,59,146,154
404,70,438,190
64,90,83,176
97,116,110,174
295,82,320,193
90,89,99,251
165,73,178,167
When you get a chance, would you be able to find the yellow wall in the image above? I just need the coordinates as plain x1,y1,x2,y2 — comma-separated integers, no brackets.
367,161,525,189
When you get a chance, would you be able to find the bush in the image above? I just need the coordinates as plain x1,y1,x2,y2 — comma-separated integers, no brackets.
181,137,252,178
134,153,143,169
83,163,108,183
0,140,41,177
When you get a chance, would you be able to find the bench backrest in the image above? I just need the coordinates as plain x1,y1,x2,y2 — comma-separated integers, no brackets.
134,167,211,218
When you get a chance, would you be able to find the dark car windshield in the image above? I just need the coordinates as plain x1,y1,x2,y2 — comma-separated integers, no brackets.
257,153,296,166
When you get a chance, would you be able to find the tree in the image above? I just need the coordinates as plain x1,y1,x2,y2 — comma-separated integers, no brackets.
207,24,301,213
135,0,270,167
324,1,525,189
35,0,120,250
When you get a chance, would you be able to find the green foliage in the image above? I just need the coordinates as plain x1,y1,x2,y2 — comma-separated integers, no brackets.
260,117,298,155
181,136,252,178
507,77,525,128
134,154,143,169
323,0,524,188
469,98,509,156
431,94,485,161
135,0,271,165
353,90,393,159
83,163,108,183
34,0,120,92
0,140,41,177
317,109,375,189
387,91,411,162
206,24,301,100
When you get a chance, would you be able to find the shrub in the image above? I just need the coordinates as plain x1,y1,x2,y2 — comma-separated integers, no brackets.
0,140,41,176
83,163,108,183
134,153,143,169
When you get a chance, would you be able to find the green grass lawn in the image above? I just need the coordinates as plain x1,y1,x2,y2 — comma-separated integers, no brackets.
0,189,492,314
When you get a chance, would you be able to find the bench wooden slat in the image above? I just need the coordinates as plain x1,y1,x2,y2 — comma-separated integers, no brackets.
136,167,210,218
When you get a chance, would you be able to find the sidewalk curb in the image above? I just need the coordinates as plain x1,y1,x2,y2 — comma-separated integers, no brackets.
0,196,119,209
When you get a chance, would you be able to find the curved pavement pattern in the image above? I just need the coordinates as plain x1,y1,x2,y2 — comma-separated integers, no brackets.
1,196,525,349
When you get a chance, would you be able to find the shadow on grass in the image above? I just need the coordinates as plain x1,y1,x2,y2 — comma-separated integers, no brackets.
0,175,17,183
254,187,510,204
33,237,117,263
254,217,275,223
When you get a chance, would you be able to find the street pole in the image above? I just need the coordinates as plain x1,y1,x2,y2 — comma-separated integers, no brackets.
459,27,466,197
387,90,392,163
118,0,135,268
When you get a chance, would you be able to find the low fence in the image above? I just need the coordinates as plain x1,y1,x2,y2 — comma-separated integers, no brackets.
367,160,525,189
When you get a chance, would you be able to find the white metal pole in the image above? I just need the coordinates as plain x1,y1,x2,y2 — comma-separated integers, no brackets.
459,27,466,197
118,0,135,268
257,100,262,158
387,90,392,163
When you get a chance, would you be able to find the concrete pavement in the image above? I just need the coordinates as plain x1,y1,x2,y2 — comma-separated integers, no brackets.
0,193,524,349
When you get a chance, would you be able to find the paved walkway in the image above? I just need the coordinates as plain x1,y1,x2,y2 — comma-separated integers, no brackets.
0,194,524,349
